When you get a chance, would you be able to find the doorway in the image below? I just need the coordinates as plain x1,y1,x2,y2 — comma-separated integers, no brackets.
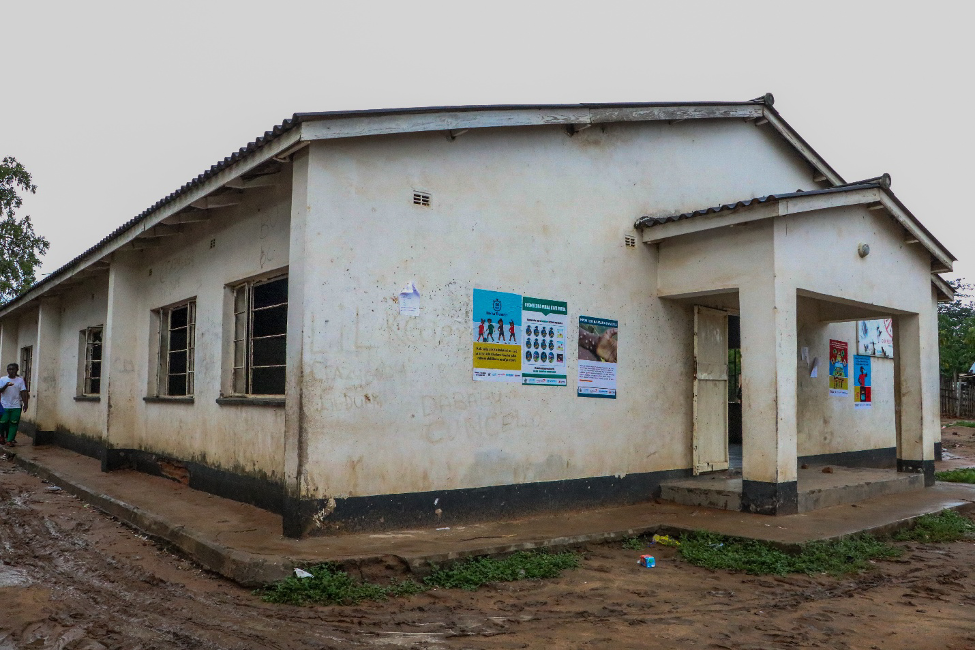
692,306,730,474
727,315,742,470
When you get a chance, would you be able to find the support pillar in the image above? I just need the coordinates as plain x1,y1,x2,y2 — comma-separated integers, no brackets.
894,313,936,486
33,297,62,431
283,150,311,537
102,252,141,472
0,320,17,370
739,280,799,514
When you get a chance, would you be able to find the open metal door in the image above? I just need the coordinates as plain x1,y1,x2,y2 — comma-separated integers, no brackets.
693,306,729,475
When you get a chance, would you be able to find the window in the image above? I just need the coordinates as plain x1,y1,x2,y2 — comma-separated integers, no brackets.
82,327,103,395
232,275,287,395
156,301,196,397
19,346,32,392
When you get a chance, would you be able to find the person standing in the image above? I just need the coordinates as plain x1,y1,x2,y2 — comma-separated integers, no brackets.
0,364,28,447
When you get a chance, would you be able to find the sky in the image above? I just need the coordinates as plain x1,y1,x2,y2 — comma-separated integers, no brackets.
1,1,974,289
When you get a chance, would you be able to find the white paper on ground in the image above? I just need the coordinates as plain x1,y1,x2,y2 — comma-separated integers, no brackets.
399,281,420,316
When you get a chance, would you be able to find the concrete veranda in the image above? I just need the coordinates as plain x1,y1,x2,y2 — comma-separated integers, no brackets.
2,442,972,587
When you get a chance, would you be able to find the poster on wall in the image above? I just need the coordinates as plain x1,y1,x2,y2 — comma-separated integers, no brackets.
577,316,618,398
853,354,872,408
472,289,523,382
857,319,893,358
521,297,568,386
828,339,849,395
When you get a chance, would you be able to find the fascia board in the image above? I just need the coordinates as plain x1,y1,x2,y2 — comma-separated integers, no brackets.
299,104,764,141
0,127,303,319
878,194,955,273
641,203,779,243
762,107,846,186
779,187,881,215
642,188,880,244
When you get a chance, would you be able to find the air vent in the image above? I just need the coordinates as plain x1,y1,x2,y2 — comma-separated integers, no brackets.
624,235,636,248
413,191,431,207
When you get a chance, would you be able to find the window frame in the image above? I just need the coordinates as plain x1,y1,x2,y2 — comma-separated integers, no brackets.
81,326,103,396
19,345,32,393
154,299,196,398
230,274,288,397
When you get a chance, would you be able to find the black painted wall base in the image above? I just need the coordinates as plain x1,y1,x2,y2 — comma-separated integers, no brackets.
741,479,798,515
27,427,284,514
798,447,896,469
934,442,943,462
897,458,936,487
283,468,692,538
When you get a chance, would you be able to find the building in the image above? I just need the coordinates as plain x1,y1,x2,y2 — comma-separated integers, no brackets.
0,94,955,537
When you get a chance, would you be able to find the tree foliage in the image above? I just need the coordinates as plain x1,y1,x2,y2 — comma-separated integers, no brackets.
0,157,49,301
938,279,975,378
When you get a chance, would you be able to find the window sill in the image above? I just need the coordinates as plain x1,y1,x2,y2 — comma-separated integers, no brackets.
216,397,285,407
74,395,101,402
143,396,194,404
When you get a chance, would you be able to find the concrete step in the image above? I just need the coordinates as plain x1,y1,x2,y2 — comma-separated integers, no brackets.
659,466,927,514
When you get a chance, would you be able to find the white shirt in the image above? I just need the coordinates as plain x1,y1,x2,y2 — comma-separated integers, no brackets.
0,376,27,409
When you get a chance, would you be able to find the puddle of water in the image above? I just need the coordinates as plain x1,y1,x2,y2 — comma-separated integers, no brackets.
0,566,31,588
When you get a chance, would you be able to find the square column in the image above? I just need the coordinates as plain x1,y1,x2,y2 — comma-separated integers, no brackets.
739,281,799,514
894,313,937,485
33,297,62,431
101,252,142,471
283,150,311,538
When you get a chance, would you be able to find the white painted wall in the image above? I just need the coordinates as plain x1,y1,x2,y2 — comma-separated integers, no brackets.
104,175,293,480
293,118,818,499
53,275,108,437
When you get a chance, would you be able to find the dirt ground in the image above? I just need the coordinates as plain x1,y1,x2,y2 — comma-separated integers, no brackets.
0,425,972,650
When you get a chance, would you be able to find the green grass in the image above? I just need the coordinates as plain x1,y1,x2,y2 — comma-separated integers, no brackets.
948,420,975,427
260,550,582,605
621,536,645,550
891,509,975,543
424,550,581,591
676,531,901,576
935,467,975,483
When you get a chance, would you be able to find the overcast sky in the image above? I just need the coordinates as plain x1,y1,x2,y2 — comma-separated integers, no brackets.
1,1,973,289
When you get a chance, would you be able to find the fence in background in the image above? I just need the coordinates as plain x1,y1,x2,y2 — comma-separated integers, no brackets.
941,375,975,419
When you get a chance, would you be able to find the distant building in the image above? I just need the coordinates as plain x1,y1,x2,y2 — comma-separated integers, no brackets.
0,95,954,537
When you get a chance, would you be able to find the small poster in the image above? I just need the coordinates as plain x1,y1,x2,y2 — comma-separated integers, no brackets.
578,316,618,398
473,289,523,382
857,319,893,358
399,281,420,316
521,297,568,386
828,339,849,395
853,354,872,408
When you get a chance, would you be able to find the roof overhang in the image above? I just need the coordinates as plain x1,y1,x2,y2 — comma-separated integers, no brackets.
932,275,956,302
636,181,955,275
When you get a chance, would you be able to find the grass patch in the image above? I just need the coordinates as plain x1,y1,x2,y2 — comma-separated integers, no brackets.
424,550,581,591
676,531,901,576
260,550,581,605
892,509,975,543
935,467,975,483
260,563,411,606
621,536,645,550
949,420,975,427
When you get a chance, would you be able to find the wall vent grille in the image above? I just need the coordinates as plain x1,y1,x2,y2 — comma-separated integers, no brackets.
413,191,431,207
624,235,636,248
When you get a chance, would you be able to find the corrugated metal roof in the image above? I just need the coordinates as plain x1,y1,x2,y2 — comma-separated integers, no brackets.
635,176,891,229
3,116,303,310
3,95,852,313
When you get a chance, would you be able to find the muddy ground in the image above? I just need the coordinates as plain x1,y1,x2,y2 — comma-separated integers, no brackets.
0,424,972,650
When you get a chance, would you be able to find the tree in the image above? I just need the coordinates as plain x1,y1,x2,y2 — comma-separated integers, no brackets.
938,279,975,378
0,157,49,302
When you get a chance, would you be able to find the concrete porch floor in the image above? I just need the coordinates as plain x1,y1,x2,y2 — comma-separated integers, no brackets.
660,465,925,513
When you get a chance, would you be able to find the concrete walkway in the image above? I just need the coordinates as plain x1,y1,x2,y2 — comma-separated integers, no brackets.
3,444,973,587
